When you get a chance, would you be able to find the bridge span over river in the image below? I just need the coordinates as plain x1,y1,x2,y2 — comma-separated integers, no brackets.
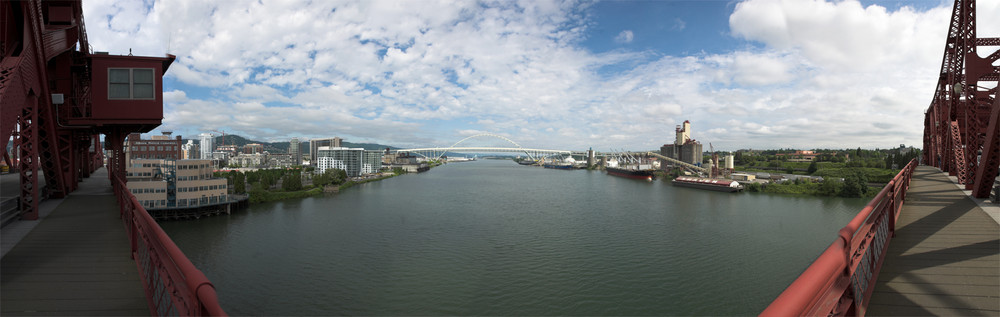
2,0,998,315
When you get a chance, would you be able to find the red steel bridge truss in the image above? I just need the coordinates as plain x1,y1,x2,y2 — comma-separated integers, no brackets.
765,0,997,316
2,1,224,315
923,0,1000,199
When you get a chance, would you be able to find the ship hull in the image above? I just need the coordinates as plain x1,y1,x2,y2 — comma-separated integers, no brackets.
543,164,574,170
606,167,654,180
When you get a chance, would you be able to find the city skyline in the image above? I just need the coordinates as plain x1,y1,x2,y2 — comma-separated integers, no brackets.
82,0,999,151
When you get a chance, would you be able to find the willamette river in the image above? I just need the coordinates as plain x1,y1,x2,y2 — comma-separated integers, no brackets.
160,159,869,315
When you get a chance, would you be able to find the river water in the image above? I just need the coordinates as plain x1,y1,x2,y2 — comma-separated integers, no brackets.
160,159,869,315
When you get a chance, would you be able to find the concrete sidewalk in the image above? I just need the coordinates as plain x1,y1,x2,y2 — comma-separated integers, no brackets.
1,168,149,315
867,165,1000,316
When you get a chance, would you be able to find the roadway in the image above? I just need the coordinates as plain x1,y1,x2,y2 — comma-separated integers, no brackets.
867,166,999,315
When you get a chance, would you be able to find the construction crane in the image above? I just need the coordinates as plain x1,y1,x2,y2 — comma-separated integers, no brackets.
211,129,225,146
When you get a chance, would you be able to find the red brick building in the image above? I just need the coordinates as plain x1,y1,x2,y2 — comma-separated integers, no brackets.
126,132,182,163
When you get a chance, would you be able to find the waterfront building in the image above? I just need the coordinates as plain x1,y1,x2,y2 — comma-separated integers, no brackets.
309,137,342,164
382,151,428,173
290,137,302,165
125,159,228,209
199,133,214,162
660,120,704,166
125,132,182,166
316,146,383,177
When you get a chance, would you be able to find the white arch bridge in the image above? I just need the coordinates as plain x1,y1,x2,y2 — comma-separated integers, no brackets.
394,133,575,161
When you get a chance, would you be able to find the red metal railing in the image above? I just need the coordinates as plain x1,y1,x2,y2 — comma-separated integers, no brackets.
110,173,227,316
761,159,916,316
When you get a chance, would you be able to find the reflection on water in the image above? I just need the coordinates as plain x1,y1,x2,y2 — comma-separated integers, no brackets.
161,160,868,315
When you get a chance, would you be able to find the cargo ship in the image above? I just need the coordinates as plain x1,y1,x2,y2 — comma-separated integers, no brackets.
606,166,655,180
672,177,743,192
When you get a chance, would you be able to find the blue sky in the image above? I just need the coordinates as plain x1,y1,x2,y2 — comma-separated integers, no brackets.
82,0,997,151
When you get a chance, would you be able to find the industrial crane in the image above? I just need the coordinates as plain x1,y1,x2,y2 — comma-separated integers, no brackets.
211,129,226,146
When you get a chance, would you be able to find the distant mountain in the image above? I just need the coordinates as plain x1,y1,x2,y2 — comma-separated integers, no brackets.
180,135,396,154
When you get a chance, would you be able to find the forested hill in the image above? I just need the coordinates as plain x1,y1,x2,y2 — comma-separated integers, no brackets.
180,135,396,154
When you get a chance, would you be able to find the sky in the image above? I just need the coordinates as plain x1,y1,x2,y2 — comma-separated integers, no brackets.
81,0,999,151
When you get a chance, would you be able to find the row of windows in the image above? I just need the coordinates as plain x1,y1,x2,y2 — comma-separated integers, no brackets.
130,188,166,194
127,172,154,177
177,174,212,181
177,184,227,192
131,145,178,152
177,164,209,170
131,154,177,159
139,195,228,209
176,195,227,207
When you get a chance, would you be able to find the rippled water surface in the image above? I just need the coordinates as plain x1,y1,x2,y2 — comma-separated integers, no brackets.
160,160,869,315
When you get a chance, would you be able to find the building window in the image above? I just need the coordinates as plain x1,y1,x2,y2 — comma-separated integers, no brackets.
108,68,155,99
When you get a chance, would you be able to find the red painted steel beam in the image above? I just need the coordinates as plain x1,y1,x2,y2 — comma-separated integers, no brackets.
763,161,917,317
972,98,1000,198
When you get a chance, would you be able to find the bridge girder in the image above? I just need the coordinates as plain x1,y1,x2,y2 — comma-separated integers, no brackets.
922,0,999,198
396,133,572,162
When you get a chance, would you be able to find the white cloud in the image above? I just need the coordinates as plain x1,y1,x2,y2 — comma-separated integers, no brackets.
672,18,686,31
86,0,994,151
615,30,634,43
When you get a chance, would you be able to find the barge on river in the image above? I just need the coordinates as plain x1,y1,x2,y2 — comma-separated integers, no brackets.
672,177,744,192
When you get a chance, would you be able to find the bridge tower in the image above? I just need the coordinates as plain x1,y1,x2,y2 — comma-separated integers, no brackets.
2,0,174,217
922,0,1000,198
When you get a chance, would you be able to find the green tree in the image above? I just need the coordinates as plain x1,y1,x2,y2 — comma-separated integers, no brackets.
840,171,869,198
329,168,348,185
807,161,819,174
282,171,302,191
227,170,247,194
819,178,842,196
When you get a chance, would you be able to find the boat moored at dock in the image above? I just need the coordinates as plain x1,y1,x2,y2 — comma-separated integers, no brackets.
672,177,743,192
606,166,655,180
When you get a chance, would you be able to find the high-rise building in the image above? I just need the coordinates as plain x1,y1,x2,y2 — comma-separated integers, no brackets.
289,137,301,165
181,140,199,159
199,133,214,162
309,137,342,164
315,146,382,177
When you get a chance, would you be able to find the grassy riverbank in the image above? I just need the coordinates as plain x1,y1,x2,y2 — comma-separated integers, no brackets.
249,186,324,204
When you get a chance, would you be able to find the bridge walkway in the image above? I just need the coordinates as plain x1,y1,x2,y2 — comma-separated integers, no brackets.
867,165,999,315
1,167,148,315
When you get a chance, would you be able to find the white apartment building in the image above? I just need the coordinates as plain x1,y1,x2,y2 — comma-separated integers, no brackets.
315,147,383,177
199,133,214,162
